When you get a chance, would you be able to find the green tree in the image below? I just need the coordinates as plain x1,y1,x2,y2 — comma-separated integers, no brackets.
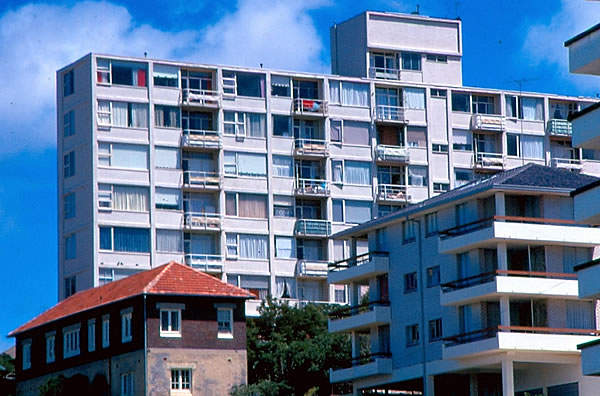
238,298,351,396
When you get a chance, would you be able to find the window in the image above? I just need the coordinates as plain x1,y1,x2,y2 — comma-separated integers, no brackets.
102,316,110,348
121,372,134,396
63,151,75,178
522,135,544,159
217,308,234,338
403,221,416,243
520,97,544,121
155,105,180,128
46,334,55,363
96,59,146,87
99,226,150,253
328,81,369,107
63,326,80,358
432,144,448,153
98,185,149,212
272,75,291,97
378,204,402,217
182,69,213,93
430,88,447,98
507,133,519,156
224,151,267,177
425,213,438,236
455,169,473,187
293,79,319,99
332,200,343,222
121,311,132,343
98,143,149,169
64,69,74,96
273,195,294,218
426,54,447,63
97,100,148,128
403,88,426,110
402,52,421,71
345,200,372,224
226,71,265,97
171,369,192,391
370,52,399,75
64,193,76,219
64,275,76,298
331,120,370,145
272,155,293,177
160,309,181,337
472,95,495,114
155,187,181,210
65,234,76,260
153,64,179,87
226,233,268,260
406,324,419,346
22,340,31,370
404,272,417,293
407,126,427,147
452,92,470,112
225,193,267,219
408,166,428,187
155,147,180,169
433,183,449,193
427,266,440,288
64,110,75,137
547,383,578,396
156,230,183,253
343,161,371,185
224,111,265,137
275,236,295,259
516,389,544,396
452,129,472,151
273,115,292,137
88,320,96,352
428,318,443,341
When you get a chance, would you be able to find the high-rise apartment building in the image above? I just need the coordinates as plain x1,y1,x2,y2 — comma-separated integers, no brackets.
57,11,599,310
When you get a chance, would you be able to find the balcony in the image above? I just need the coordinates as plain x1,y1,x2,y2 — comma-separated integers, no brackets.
443,326,599,360
473,152,505,171
375,105,407,124
580,338,600,375
438,216,600,254
297,260,329,277
575,258,600,299
375,144,409,163
328,251,389,285
181,88,221,108
294,219,331,237
328,300,391,333
181,129,221,149
471,114,506,132
184,254,224,273
295,178,330,197
376,184,410,203
548,119,573,137
292,98,328,117
293,138,329,157
330,353,392,383
574,184,600,225
440,269,578,306
551,157,583,170
182,171,222,190
369,66,401,80
183,212,222,231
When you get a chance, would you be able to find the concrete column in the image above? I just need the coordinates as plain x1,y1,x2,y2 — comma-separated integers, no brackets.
351,331,360,358
426,375,435,396
469,374,478,396
500,296,510,328
502,357,515,396
497,242,508,271
351,283,360,306
495,192,505,217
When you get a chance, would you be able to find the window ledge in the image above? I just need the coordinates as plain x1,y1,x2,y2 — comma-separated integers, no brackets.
160,332,182,338
218,332,234,340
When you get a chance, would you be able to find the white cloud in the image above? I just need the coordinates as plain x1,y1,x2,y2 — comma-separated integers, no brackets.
0,0,329,155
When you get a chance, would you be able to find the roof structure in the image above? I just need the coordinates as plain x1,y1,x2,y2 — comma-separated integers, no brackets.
333,164,598,239
10,262,253,336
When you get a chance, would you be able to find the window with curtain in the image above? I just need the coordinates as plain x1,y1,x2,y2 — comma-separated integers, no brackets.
272,155,293,177
403,88,426,109
341,82,369,107
452,92,470,112
297,239,324,261
505,95,517,118
154,105,180,128
155,147,180,169
330,120,342,143
273,195,294,217
407,127,427,147
153,64,179,87
155,187,181,210
275,277,297,299
100,227,149,253
111,144,149,169
332,200,343,222
402,52,421,70
246,113,266,137
226,233,238,257
409,166,428,186
271,75,291,97
239,194,267,218
156,230,182,252
344,161,371,185
521,135,544,159
520,97,544,121
239,234,268,259
275,236,295,259
236,72,265,98
566,300,594,329
97,100,111,126
329,80,341,104
185,233,217,256
332,160,343,183
224,152,267,177
111,61,147,87
452,129,472,151
345,200,372,224
113,186,149,212
112,102,148,128
343,121,370,145
273,115,292,137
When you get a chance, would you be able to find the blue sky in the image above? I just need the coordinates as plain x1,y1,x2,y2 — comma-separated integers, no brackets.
1,0,600,351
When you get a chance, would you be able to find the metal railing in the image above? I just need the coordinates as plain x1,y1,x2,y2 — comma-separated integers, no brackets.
375,105,406,123
329,300,390,320
181,88,221,107
375,144,409,162
328,251,389,271
294,138,328,156
377,184,410,202
440,269,577,292
184,254,224,273
471,114,506,132
338,352,392,369
183,212,222,230
297,260,329,277
294,219,331,236
369,66,401,80
551,157,582,168
183,171,222,189
292,98,328,115
548,119,572,136
181,129,221,149
295,178,330,196
474,152,505,167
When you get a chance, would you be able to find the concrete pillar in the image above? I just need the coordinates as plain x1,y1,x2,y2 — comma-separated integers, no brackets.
495,192,505,217
469,374,478,396
500,296,510,328
351,331,360,358
502,357,515,396
351,283,360,306
426,375,435,396
497,242,508,272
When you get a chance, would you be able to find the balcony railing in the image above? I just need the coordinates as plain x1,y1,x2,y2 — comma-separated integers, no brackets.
471,114,506,132
474,152,505,168
444,325,600,347
295,178,330,197
183,171,221,189
181,129,221,149
377,184,410,202
181,88,221,108
375,144,409,162
292,98,328,116
297,260,329,277
184,254,224,273
329,300,390,320
440,269,577,293
551,157,583,169
183,212,222,231
369,66,401,80
548,119,572,137
328,251,389,271
375,105,406,123
294,219,331,236
339,352,392,369
294,138,329,157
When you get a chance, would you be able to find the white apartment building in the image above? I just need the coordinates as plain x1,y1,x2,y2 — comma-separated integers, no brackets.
57,11,600,311
327,164,600,396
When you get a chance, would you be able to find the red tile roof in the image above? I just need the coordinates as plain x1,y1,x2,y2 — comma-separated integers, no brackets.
9,262,253,336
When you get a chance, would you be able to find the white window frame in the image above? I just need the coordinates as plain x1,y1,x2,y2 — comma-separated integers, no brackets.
102,316,110,348
88,319,96,352
224,111,246,137
98,184,113,210
406,324,420,346
428,318,443,341
217,307,234,339
121,372,135,396
121,309,133,343
97,100,112,126
46,333,55,363
63,151,75,178
171,368,192,391
160,309,182,338
22,339,31,370
226,233,239,259
64,110,75,137
63,325,81,358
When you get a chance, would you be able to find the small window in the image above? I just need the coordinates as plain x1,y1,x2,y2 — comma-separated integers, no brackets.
22,340,31,370
64,275,76,298
432,144,448,153
160,309,181,337
273,195,294,218
271,75,291,97
65,234,76,260
402,52,421,71
426,54,447,63
404,272,417,293
46,334,56,363
121,372,135,396
64,70,74,96
64,193,76,219
426,266,440,288
153,64,179,87
88,320,96,352
402,221,416,244
275,236,295,259
63,326,80,358
406,324,419,346
217,308,233,338
273,115,292,137
64,151,75,178
507,134,519,157
155,105,181,128
64,110,75,137
171,369,192,391
433,183,449,193
121,311,132,343
428,318,443,341
102,317,110,348
452,92,470,112
430,89,447,98
425,213,438,237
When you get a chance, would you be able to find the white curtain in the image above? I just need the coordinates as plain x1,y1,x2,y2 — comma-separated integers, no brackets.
156,230,182,253
505,96,517,118
330,120,342,142
409,166,428,186
452,129,472,148
275,277,296,298
97,101,110,126
343,121,370,145
223,152,237,175
332,160,343,183
114,186,148,212
131,103,148,128
237,152,267,177
240,234,268,259
403,88,426,109
187,193,216,213
275,236,295,259
155,188,181,209
344,161,371,185
345,201,372,224
272,155,293,177
246,113,265,137
341,82,369,106
238,194,267,218
521,135,544,159
111,144,148,169
226,233,238,257
521,97,543,121
188,234,216,254
566,301,594,329
329,80,340,104
112,102,128,127
153,64,178,79
155,147,180,169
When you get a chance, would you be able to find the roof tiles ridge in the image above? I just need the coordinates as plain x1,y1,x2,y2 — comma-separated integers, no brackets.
143,261,177,293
